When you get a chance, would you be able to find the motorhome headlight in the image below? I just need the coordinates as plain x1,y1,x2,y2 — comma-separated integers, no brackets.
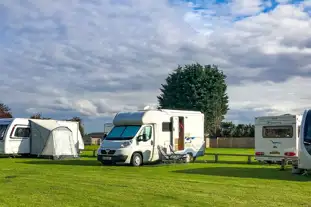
120,140,132,148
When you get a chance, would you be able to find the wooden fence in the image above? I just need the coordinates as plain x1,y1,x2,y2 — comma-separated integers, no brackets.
206,137,255,148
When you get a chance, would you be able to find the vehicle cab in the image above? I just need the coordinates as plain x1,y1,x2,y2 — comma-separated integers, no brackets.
97,124,155,166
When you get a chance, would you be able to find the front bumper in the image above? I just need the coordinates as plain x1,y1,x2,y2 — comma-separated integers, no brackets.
97,154,128,163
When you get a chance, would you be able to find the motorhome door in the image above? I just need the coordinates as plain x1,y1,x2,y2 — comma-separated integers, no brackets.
137,125,154,162
298,109,311,169
171,116,185,151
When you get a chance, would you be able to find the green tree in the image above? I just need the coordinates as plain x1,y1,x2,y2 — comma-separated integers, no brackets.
157,63,229,136
30,113,51,119
0,103,13,118
243,124,255,137
67,116,85,136
220,121,235,137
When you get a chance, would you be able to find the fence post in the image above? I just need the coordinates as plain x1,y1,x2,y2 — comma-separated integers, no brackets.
247,155,251,164
215,154,218,163
280,158,286,171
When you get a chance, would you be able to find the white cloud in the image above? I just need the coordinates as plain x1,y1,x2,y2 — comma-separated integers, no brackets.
1,0,311,131
228,76,311,116
230,0,264,16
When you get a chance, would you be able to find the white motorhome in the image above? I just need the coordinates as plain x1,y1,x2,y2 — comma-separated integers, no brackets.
0,118,84,157
254,114,302,163
292,109,311,174
97,108,205,166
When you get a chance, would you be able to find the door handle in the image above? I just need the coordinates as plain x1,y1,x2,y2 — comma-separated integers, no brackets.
151,140,154,145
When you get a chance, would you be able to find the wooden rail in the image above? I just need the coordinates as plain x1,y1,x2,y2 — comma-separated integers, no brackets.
205,153,298,170
205,153,254,164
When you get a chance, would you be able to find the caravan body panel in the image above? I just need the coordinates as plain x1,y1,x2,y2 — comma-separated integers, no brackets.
98,109,205,165
297,109,311,170
0,118,31,154
255,114,302,162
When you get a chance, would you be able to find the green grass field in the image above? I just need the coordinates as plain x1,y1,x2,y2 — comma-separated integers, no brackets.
0,147,310,207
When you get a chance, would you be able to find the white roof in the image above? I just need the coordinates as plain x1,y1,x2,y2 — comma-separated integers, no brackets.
113,110,165,125
30,119,65,131
113,109,203,125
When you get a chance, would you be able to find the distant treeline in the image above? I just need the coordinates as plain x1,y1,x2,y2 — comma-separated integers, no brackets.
212,122,254,138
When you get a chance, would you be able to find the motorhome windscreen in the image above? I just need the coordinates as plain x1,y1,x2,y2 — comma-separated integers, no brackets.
105,125,141,140
0,124,9,140
262,125,293,138
303,110,311,141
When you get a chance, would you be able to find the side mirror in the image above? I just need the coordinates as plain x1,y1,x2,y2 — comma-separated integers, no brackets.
137,135,143,141
137,134,147,142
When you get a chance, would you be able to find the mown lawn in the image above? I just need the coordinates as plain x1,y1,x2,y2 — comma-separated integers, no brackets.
0,148,310,207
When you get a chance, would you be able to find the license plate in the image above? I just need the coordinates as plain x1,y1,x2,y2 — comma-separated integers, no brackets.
270,151,280,155
102,157,111,160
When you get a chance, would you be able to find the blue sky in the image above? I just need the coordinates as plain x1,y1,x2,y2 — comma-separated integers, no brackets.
1,0,311,133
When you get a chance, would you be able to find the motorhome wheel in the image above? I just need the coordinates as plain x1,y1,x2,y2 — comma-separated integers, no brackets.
131,152,142,166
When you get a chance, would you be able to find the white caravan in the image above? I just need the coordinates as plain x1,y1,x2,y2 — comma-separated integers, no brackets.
97,108,205,166
254,114,302,163
0,118,84,158
292,109,311,174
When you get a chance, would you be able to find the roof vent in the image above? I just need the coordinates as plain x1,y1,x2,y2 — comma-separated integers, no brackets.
143,105,151,111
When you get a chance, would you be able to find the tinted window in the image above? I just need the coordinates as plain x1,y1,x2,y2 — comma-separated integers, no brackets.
14,127,30,138
0,125,9,140
162,122,171,132
303,110,311,140
105,125,141,140
262,126,293,138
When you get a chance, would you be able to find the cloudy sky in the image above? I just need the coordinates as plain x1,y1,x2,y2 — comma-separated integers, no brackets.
1,0,311,133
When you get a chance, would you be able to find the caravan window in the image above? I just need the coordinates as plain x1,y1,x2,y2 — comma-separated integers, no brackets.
13,127,30,138
0,125,9,140
262,125,293,138
105,125,141,140
162,122,171,132
303,110,311,141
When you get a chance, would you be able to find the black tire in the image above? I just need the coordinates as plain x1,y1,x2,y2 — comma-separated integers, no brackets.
131,152,143,167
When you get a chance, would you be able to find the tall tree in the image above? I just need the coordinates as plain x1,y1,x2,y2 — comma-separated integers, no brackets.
0,103,13,118
67,116,85,136
157,63,229,136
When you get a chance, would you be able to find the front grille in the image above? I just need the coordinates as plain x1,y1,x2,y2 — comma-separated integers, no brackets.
101,150,115,155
